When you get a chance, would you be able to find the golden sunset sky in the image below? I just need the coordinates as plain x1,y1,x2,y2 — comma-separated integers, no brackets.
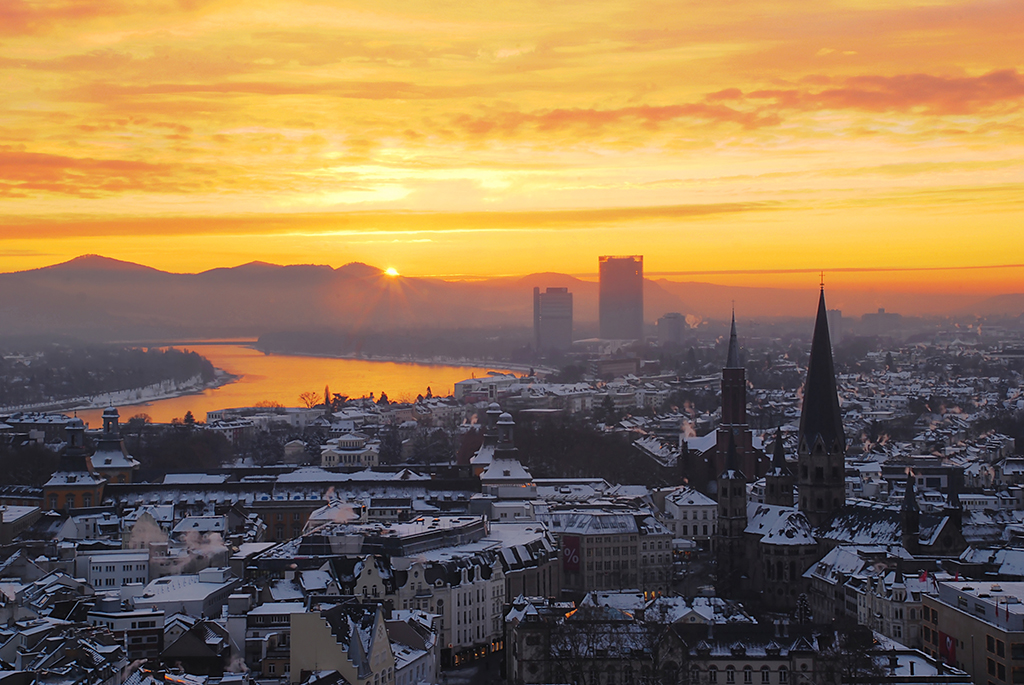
1,0,1022,291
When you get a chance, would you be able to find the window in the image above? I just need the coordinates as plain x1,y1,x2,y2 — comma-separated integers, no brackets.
991,636,998,653
727,666,736,683
1012,644,1024,660
709,667,718,683
1000,641,1007,658
761,667,771,684
744,666,753,683
779,667,788,684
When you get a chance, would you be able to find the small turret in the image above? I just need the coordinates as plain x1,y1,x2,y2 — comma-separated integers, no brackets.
765,428,795,507
101,407,120,436
496,412,516,452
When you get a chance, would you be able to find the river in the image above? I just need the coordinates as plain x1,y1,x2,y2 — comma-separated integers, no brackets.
76,343,510,426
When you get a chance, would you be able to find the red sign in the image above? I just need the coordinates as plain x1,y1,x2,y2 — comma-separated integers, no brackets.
562,535,581,573
938,631,956,666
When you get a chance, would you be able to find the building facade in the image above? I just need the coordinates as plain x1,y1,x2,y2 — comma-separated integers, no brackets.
598,255,643,340
533,286,573,352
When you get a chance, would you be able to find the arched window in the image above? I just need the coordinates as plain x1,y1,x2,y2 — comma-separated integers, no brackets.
779,666,789,684
743,666,753,683
726,666,736,684
708,666,718,683
761,666,771,683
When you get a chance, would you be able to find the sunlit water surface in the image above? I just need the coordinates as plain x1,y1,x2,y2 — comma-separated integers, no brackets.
77,344,508,426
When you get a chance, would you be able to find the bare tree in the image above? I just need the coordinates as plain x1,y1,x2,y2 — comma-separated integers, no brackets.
298,391,321,409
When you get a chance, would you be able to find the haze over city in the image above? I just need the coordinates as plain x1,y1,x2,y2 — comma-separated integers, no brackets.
3,2,1024,685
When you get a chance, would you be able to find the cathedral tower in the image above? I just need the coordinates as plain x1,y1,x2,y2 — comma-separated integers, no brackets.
715,435,748,598
797,287,847,528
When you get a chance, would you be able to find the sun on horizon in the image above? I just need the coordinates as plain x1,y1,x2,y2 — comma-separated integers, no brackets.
0,0,1021,292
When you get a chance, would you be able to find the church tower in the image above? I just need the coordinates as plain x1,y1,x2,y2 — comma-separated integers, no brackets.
722,311,745,428
715,435,748,598
709,312,765,482
797,286,847,528
764,428,795,507
901,473,921,555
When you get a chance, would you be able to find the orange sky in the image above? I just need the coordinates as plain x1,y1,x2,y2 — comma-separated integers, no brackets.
1,0,1022,291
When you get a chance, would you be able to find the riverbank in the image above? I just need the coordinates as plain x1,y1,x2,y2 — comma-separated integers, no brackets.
249,344,556,378
0,370,237,417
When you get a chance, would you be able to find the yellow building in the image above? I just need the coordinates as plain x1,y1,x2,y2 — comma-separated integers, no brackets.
290,604,395,685
922,580,1024,685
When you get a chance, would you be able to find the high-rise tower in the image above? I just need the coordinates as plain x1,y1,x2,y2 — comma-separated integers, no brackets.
533,287,573,352
797,287,847,528
598,256,643,340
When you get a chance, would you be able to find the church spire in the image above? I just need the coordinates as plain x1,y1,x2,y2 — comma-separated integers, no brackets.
798,288,845,457
726,309,741,369
797,286,847,527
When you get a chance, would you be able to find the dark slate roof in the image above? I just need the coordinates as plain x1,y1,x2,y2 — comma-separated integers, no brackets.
798,288,846,456
816,502,944,547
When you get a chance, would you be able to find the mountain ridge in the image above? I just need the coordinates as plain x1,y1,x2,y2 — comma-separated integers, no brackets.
0,255,1017,342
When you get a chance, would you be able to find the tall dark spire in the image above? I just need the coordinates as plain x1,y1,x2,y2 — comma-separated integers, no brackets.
798,288,845,457
797,287,847,527
726,310,741,369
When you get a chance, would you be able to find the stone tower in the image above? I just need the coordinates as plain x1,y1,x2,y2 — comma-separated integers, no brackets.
715,435,748,598
797,286,847,528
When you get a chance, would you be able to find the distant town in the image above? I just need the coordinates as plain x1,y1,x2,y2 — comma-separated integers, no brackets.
2,256,1024,685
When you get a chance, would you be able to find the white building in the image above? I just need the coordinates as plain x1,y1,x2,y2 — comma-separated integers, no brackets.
320,432,379,468
662,485,717,550
78,550,150,589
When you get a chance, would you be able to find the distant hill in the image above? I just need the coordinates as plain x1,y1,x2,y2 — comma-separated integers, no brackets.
0,256,1008,341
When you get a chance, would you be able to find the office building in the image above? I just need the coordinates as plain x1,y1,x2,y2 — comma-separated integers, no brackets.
657,312,686,345
599,255,643,340
533,286,573,352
